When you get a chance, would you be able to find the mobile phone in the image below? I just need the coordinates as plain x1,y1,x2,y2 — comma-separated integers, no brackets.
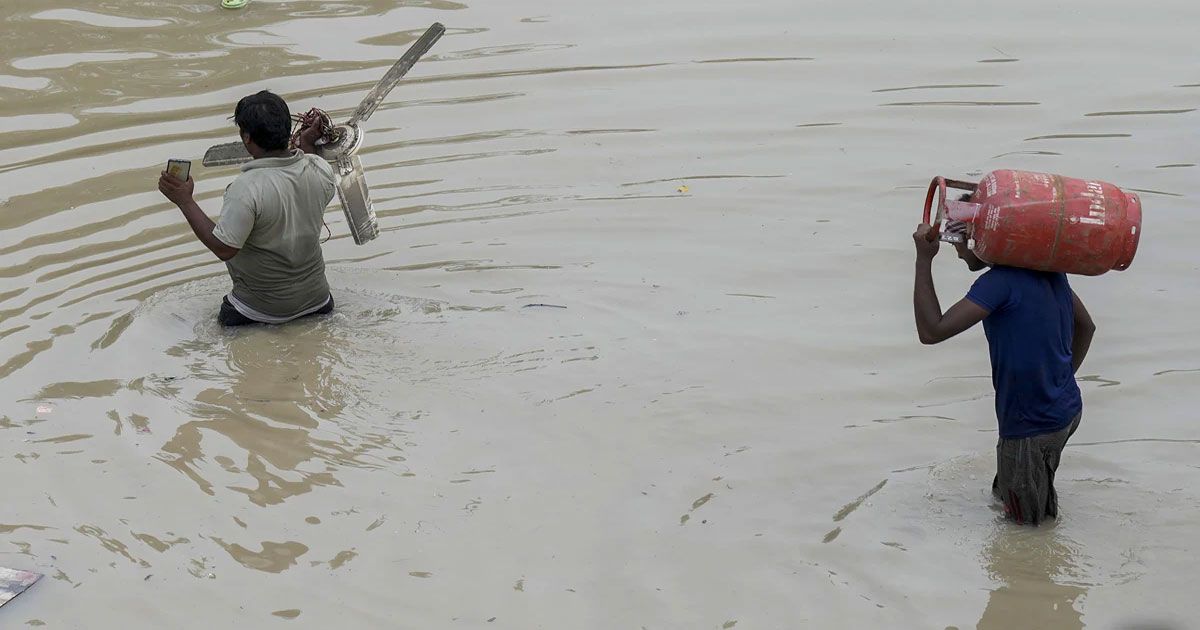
166,159,191,182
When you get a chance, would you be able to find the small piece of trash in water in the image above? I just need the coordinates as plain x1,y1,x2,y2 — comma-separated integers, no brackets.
222,0,249,8
36,405,53,415
677,184,690,193
522,303,567,309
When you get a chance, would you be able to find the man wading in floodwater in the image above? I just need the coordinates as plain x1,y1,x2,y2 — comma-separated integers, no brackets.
158,91,336,326
911,206,1096,525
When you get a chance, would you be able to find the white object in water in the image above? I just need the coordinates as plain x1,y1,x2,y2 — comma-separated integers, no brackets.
0,567,41,609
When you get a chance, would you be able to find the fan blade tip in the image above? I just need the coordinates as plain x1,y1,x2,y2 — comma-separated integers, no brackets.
202,141,252,167
348,21,449,125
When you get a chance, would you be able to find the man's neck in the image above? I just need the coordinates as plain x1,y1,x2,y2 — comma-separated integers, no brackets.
244,140,293,161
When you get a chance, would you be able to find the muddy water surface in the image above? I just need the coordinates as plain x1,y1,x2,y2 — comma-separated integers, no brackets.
2,0,1199,628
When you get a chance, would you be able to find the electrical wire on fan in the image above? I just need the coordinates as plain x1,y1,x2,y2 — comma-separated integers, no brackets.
289,108,336,149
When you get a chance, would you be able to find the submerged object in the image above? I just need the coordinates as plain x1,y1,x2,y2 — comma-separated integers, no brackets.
924,169,1142,275
202,23,446,245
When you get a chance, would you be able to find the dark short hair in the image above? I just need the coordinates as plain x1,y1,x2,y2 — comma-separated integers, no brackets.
234,90,291,151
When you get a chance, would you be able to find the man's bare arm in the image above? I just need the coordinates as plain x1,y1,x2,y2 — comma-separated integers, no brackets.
177,198,240,261
913,224,989,344
1070,291,1096,374
915,261,990,344
158,173,240,261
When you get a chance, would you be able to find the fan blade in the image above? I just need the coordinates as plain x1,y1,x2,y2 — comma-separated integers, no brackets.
346,22,446,127
202,141,253,167
335,155,379,245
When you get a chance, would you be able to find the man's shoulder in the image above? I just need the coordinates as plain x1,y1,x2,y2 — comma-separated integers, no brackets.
968,266,1059,313
985,265,1025,277
303,153,335,174
979,267,1074,318
984,265,1063,285
232,157,326,189
970,265,1012,289
230,168,272,191
298,154,337,192
223,172,261,206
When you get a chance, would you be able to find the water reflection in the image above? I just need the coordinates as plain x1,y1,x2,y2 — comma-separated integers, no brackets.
156,315,405,506
977,524,1085,630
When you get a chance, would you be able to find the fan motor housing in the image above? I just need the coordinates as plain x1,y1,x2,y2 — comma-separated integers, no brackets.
316,124,364,164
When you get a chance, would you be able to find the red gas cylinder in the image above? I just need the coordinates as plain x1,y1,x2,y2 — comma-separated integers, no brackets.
923,169,1142,276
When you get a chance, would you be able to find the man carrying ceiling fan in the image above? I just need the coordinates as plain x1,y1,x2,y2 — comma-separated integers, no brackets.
155,23,445,326
157,90,337,326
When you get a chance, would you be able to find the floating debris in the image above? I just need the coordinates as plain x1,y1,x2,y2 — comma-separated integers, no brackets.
0,567,41,609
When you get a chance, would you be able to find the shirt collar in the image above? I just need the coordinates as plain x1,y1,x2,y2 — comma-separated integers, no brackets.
241,149,305,172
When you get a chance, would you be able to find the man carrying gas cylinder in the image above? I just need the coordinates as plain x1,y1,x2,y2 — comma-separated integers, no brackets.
911,195,1097,526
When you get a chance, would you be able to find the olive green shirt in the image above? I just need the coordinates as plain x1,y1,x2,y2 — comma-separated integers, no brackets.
212,150,336,319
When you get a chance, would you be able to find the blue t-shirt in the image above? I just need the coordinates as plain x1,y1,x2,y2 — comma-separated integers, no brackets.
966,266,1082,439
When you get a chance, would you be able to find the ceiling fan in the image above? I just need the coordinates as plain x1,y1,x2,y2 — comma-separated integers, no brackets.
201,22,446,245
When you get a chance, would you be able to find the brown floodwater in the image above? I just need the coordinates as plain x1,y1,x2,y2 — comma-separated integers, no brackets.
2,0,1198,627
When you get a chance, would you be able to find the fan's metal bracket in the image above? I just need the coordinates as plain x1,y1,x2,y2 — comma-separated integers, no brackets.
316,124,365,164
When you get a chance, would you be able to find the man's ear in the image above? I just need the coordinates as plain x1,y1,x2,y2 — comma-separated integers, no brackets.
240,129,253,148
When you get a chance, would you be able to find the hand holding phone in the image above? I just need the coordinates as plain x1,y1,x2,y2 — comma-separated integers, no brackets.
166,159,191,182
159,160,195,207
